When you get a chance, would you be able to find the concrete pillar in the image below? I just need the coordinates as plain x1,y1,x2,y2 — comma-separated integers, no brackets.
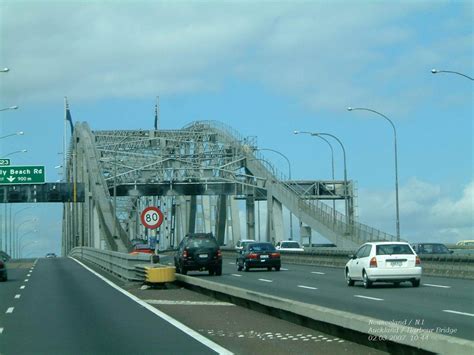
215,194,227,246
246,194,255,241
188,195,197,234
271,198,284,243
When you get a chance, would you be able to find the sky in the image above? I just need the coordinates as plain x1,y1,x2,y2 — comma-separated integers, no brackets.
0,0,472,256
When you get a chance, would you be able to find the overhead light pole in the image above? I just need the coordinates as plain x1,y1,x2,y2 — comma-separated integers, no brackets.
0,131,24,140
254,148,294,240
294,130,350,228
3,149,27,158
347,107,400,241
0,106,19,112
0,68,9,73
431,69,473,81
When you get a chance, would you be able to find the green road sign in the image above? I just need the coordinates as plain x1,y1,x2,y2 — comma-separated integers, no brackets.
0,165,45,184
0,159,11,166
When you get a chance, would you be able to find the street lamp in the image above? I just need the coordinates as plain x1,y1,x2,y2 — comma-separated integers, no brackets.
431,69,473,81
254,148,294,239
3,149,27,158
12,206,35,257
347,107,400,241
0,106,19,112
0,131,24,140
17,229,38,258
15,218,38,259
294,130,350,227
0,68,9,73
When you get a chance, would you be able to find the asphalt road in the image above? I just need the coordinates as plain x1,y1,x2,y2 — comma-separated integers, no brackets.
0,258,225,355
166,256,474,341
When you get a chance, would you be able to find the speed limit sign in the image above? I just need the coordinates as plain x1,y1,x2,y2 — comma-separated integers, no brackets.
140,206,164,229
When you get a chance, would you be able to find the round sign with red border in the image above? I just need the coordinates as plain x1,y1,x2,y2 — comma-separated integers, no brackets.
140,206,164,229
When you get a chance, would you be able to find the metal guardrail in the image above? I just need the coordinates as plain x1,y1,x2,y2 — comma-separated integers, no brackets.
69,247,152,281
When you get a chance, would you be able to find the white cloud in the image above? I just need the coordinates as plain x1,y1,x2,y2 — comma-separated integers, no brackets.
358,178,474,243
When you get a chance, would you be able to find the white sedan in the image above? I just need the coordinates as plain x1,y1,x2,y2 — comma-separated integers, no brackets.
345,241,422,288
276,240,304,252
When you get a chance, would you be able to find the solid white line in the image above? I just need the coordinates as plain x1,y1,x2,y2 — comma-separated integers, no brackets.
231,274,242,277
311,271,325,275
443,310,474,317
14,294,21,299
354,295,384,301
20,286,25,290
423,283,451,289
258,279,273,283
69,257,233,355
280,268,289,271
6,307,14,314
0,328,3,334
297,285,318,290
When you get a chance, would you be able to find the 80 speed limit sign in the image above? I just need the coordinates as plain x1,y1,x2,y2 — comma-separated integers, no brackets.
140,206,164,229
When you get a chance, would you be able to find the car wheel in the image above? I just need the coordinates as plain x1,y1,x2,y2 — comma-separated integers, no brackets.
267,267,272,271
215,266,222,276
393,282,401,287
244,262,250,272
346,269,354,286
181,266,187,275
237,263,243,271
208,268,215,276
412,279,420,287
363,271,372,289
275,266,281,271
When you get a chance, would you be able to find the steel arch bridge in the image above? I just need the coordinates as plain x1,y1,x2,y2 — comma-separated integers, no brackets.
62,120,397,255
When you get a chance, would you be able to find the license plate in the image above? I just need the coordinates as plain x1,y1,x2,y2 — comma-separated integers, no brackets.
391,261,402,266
260,255,269,259
199,254,208,259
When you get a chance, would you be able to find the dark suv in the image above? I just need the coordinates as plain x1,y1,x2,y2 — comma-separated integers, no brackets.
174,233,222,276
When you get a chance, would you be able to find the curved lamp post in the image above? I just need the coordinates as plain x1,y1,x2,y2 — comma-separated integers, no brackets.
0,131,24,140
3,149,27,158
347,107,400,241
255,148,294,239
13,206,36,257
431,69,473,81
0,68,9,73
0,106,19,112
15,218,38,258
17,229,38,258
294,130,350,227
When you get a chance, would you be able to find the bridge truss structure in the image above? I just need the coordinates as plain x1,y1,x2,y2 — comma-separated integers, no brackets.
62,121,397,254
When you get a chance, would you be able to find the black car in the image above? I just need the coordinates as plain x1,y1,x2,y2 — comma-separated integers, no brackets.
174,233,222,276
411,243,452,255
0,257,7,281
237,242,281,271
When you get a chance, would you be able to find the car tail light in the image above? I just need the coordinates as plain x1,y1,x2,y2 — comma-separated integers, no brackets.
271,252,280,258
415,256,421,266
183,250,188,258
369,257,378,268
248,253,258,259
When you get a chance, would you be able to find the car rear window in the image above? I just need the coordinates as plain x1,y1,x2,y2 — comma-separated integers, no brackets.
249,243,276,252
376,244,414,255
281,242,301,248
186,238,218,248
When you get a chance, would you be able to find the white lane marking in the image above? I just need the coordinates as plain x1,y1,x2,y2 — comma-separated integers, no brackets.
70,257,233,355
423,283,451,289
297,285,318,290
27,274,31,277
354,295,384,301
14,294,21,299
20,286,25,290
24,279,29,282
280,268,289,271
228,262,235,265
0,328,3,334
6,307,14,314
258,279,273,283
443,310,474,317
231,274,242,277
311,271,325,275
145,300,234,306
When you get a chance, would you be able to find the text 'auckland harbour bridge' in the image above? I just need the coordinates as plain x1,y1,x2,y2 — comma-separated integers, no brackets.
61,120,398,255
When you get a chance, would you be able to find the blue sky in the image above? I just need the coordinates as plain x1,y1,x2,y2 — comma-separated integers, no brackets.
0,0,472,256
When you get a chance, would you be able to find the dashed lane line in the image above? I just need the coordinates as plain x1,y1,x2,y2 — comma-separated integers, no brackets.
6,307,14,314
297,285,318,290
354,295,384,301
0,328,3,334
280,268,289,271
14,294,21,299
20,286,25,290
231,274,242,277
258,279,273,283
423,283,451,289
443,310,474,317
24,279,29,282
311,271,325,275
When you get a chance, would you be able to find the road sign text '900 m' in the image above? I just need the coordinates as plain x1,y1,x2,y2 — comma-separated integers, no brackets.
0,166,45,184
